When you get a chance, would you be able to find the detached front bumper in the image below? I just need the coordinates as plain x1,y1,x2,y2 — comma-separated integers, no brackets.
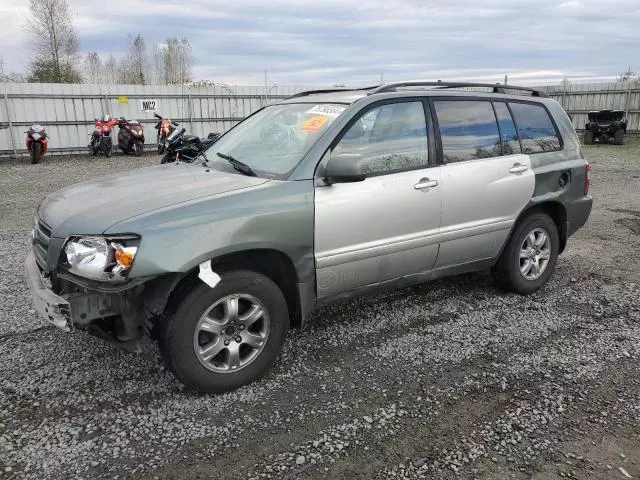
25,251,72,332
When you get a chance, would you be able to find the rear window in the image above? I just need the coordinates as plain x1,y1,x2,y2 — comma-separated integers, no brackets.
434,100,501,163
493,102,521,155
509,102,561,154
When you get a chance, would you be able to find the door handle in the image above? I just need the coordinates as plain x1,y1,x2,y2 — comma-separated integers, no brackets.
509,163,528,174
414,178,439,190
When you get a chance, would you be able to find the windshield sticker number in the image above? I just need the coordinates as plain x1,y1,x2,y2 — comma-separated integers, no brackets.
307,105,346,118
301,115,329,132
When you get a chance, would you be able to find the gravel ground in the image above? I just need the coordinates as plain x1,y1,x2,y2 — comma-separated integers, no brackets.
0,142,639,480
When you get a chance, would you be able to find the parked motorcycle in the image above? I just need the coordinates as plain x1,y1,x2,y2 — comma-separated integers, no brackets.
117,117,145,156
89,116,118,157
160,130,220,164
154,113,178,154
25,124,48,164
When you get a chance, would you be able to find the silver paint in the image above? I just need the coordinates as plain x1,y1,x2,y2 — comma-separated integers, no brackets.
314,167,442,297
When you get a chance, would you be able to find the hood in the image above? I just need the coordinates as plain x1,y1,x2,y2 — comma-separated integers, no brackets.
39,163,269,237
588,110,624,123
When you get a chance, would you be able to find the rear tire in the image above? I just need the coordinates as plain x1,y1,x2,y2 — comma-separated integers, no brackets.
613,128,624,145
30,143,40,164
584,130,594,145
161,270,289,393
492,212,559,295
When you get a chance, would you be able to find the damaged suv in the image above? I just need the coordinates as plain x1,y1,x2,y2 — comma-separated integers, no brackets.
26,82,592,393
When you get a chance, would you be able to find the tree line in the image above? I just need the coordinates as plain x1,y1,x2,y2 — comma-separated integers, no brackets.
84,36,193,85
2,0,193,85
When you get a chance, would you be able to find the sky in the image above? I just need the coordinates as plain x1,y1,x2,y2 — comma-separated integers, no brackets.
1,0,639,87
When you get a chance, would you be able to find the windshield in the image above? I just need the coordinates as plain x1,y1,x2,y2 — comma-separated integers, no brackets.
204,103,347,177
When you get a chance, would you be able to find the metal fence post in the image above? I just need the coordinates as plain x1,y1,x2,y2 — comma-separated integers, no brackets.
624,79,632,119
188,91,193,133
3,86,17,158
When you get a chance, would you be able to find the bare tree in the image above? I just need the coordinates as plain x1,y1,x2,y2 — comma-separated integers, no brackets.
104,55,118,84
25,0,81,83
0,58,26,82
618,67,638,83
151,44,165,85
117,57,128,84
126,34,149,84
84,52,103,84
161,38,193,85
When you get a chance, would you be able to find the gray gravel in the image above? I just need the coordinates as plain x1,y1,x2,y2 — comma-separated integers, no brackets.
0,142,639,479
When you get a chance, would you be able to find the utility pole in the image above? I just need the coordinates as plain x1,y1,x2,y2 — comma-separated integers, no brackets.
504,74,508,85
380,72,384,84
264,69,268,106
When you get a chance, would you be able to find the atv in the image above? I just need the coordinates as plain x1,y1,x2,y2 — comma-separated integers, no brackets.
584,110,627,145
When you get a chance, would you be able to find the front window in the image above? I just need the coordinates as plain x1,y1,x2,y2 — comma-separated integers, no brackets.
204,103,347,178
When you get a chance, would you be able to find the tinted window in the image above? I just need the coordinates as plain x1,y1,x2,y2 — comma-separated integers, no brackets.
434,101,501,163
493,102,521,155
509,102,561,153
334,101,427,175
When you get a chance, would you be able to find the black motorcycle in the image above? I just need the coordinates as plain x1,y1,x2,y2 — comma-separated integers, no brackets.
117,118,145,156
161,130,220,164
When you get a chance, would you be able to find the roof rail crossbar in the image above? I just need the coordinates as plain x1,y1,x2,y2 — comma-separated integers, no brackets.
368,81,549,98
284,85,381,100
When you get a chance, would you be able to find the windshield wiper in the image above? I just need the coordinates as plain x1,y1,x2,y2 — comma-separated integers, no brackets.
216,152,256,177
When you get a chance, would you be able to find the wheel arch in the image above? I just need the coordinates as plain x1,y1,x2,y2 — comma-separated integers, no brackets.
153,248,304,331
495,201,567,263
517,201,567,253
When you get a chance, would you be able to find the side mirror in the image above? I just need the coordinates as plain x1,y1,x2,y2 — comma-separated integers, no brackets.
324,152,366,184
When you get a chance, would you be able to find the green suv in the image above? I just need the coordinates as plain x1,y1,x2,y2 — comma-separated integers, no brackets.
26,82,592,393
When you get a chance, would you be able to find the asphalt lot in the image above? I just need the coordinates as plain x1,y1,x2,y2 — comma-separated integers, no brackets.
0,142,639,480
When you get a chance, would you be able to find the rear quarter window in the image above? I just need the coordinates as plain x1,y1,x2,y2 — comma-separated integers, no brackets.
509,102,561,154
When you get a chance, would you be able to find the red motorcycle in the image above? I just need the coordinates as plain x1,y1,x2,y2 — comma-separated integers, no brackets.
154,113,178,154
89,116,118,157
25,124,48,164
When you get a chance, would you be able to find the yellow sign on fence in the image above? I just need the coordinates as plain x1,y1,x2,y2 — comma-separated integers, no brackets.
118,96,129,104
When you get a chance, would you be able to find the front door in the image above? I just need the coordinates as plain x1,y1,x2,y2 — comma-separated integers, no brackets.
314,100,442,298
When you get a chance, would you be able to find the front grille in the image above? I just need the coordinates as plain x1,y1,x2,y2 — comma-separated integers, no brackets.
33,218,52,269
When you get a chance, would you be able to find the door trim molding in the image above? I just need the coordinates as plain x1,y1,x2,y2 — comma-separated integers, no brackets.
316,218,513,269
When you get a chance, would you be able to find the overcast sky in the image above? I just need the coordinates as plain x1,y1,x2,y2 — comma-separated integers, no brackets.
1,0,639,86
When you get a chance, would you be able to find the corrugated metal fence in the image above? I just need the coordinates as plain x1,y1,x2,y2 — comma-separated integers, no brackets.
1,81,639,157
538,81,640,132
0,83,318,157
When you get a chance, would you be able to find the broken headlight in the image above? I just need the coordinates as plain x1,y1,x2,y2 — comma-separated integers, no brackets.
64,236,139,281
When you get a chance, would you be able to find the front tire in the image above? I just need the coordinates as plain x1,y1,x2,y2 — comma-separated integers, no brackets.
492,212,559,294
30,143,40,164
134,140,144,157
161,270,289,393
584,130,594,145
613,128,624,145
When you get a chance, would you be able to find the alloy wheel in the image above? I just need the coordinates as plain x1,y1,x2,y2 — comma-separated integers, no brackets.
193,294,270,373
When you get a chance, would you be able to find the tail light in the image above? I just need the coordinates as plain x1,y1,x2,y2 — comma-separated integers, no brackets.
584,162,591,195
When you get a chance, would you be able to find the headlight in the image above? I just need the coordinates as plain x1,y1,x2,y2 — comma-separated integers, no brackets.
64,236,139,281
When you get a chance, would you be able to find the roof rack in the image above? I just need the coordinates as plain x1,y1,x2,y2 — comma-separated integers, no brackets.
284,85,381,100
367,81,549,98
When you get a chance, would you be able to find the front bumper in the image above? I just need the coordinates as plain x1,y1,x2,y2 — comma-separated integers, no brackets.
25,251,72,332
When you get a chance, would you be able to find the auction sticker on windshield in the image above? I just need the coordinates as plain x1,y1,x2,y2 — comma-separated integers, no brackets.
301,115,330,131
307,105,346,117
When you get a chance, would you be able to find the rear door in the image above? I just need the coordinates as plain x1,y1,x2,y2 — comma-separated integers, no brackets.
314,100,442,298
431,99,536,267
